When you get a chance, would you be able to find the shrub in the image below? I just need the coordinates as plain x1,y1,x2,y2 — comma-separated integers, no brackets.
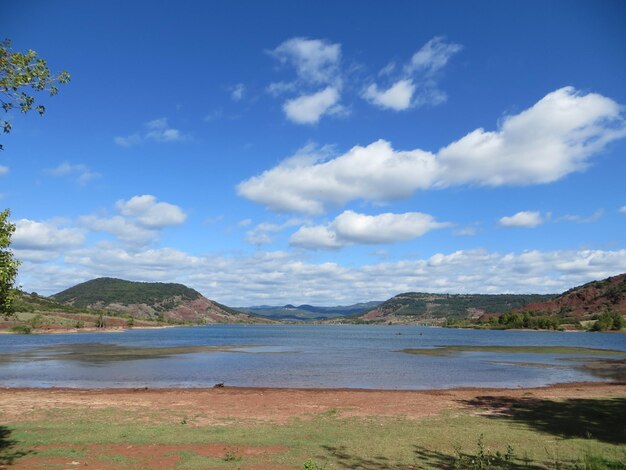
9,324,32,334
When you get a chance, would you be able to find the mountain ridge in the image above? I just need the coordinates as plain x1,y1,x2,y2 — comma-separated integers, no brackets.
349,292,556,325
238,301,383,321
51,277,265,324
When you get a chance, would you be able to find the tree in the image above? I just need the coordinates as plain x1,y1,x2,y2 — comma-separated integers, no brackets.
0,209,19,318
1,39,70,150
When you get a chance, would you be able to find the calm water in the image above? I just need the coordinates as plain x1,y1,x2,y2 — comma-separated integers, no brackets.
0,325,624,389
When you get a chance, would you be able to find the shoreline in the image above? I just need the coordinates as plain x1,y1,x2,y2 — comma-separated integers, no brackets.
2,323,621,335
2,379,623,394
0,324,182,334
1,381,623,423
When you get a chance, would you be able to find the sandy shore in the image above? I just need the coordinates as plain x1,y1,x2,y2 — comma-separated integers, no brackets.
2,381,624,424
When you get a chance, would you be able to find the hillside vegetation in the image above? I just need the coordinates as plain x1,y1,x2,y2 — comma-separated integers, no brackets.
52,277,201,308
353,293,554,324
2,278,269,333
1,291,161,333
454,274,626,331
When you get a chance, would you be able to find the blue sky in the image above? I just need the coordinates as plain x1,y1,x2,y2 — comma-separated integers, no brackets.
1,0,625,305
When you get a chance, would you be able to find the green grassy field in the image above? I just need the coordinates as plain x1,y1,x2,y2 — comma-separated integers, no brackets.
1,396,625,469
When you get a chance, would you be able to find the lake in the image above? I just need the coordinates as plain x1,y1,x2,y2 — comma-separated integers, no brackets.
1,325,624,389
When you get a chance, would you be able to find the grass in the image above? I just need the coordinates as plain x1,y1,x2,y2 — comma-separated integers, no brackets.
2,397,625,468
400,345,626,357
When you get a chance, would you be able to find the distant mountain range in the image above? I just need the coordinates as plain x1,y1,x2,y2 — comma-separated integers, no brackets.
11,274,624,330
237,301,383,321
51,277,266,324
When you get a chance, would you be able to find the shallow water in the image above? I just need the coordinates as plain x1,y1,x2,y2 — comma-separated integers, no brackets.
0,325,624,389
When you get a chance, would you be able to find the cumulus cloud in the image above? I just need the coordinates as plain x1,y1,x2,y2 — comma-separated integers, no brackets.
289,225,343,250
80,215,156,246
239,87,626,214
619,206,626,214
16,244,626,306
270,37,341,85
290,210,449,249
245,219,303,246
363,79,416,111
12,219,86,259
268,37,343,124
498,211,544,228
81,195,187,246
0,165,9,176
115,195,187,229
115,117,185,146
283,87,342,124
46,162,101,185
364,36,462,111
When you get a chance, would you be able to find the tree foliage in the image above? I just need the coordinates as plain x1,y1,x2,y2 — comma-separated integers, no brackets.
51,277,202,308
592,310,625,331
0,209,20,317
1,39,70,150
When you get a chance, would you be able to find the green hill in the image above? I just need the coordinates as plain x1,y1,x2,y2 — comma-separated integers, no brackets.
52,277,201,308
354,292,555,324
49,277,266,324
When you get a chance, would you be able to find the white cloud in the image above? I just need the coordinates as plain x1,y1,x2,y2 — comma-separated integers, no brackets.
46,162,100,185
558,209,604,224
619,206,626,213
114,134,142,147
115,195,187,229
0,165,9,176
239,87,626,214
290,210,448,249
13,219,85,252
245,219,302,245
230,83,246,101
145,128,182,143
454,225,479,236
406,36,463,76
364,36,462,111
289,225,343,250
268,37,343,125
81,215,156,246
266,81,297,97
81,195,187,246
114,118,185,146
363,79,416,111
498,211,544,228
270,37,341,85
145,117,168,130
283,87,342,124
16,244,626,306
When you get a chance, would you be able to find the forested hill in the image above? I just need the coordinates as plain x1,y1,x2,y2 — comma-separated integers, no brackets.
513,273,626,318
50,277,265,324
352,292,555,324
52,277,201,307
